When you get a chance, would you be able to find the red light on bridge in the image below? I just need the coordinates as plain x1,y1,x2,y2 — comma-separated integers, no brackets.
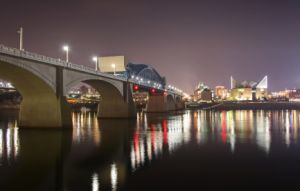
151,88,156,93
133,85,139,91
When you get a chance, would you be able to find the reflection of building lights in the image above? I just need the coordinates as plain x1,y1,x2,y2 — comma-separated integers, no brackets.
256,111,271,154
111,163,118,191
72,112,101,146
6,128,11,159
13,128,19,159
285,112,290,147
92,173,99,191
130,146,136,172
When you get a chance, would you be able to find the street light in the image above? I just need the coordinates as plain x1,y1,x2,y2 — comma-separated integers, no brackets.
63,45,69,62
93,56,98,71
17,27,24,51
111,63,116,75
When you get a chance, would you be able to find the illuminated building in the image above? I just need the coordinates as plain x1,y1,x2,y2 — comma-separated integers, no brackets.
229,76,268,101
287,89,300,102
215,86,228,100
194,82,212,102
269,90,289,101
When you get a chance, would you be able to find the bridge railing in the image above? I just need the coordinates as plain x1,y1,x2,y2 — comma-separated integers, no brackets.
0,44,128,82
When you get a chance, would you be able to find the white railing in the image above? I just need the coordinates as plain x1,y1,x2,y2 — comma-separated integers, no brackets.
0,44,126,82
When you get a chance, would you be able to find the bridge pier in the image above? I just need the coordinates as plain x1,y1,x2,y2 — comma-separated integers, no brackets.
96,83,136,119
97,100,136,118
19,96,72,128
146,95,176,112
175,100,185,110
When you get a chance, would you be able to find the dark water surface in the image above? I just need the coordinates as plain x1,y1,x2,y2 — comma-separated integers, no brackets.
1,110,300,190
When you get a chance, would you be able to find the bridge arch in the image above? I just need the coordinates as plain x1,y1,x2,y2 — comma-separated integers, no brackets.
65,75,136,118
0,60,71,127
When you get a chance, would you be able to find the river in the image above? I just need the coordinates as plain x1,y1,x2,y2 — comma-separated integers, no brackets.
0,109,300,190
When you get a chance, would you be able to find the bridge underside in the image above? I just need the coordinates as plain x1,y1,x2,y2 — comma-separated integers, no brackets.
0,61,72,128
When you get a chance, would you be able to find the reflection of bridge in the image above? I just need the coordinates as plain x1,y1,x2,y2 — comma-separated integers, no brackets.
0,44,185,127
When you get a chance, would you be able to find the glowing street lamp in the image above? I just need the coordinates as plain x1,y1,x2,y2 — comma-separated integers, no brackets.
93,56,98,71
63,45,69,62
111,63,116,75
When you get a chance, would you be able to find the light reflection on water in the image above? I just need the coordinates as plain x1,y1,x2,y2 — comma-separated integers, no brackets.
0,120,19,165
0,110,300,190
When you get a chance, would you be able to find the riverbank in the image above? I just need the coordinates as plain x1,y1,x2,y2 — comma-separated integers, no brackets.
208,102,300,110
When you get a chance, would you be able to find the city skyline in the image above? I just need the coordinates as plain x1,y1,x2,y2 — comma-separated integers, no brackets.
1,0,300,92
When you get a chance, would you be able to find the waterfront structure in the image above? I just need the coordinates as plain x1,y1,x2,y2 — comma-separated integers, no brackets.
287,89,300,102
229,76,268,101
194,82,212,102
270,89,300,102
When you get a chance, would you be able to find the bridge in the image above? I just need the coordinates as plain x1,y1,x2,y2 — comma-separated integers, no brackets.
0,44,185,128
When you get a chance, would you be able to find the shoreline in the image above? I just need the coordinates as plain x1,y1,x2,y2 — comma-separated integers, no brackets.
187,102,300,110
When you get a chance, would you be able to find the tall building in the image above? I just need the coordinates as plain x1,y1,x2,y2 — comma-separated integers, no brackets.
229,76,268,101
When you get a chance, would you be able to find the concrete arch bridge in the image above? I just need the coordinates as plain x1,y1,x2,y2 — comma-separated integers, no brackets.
0,44,184,128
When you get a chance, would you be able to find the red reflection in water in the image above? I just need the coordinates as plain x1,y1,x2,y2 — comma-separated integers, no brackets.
151,125,156,153
221,112,227,143
133,131,140,155
163,120,168,145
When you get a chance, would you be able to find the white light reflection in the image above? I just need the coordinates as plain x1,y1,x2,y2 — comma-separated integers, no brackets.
72,112,101,146
111,163,118,191
182,112,191,143
285,111,290,147
0,121,20,163
256,111,271,154
13,127,19,159
227,111,236,153
6,128,12,160
91,173,99,191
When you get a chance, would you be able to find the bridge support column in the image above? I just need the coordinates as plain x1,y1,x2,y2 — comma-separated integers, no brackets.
97,83,136,118
175,100,185,110
97,100,136,118
19,96,72,128
146,95,176,112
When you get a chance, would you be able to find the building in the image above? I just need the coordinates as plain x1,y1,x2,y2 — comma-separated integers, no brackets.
97,56,127,75
194,82,212,102
229,76,268,101
215,86,228,100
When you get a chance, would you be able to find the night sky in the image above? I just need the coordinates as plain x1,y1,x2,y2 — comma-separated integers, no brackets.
1,0,300,93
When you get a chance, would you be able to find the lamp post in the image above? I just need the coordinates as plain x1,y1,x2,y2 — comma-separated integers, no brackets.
93,56,98,71
17,27,24,51
111,63,116,75
63,45,69,62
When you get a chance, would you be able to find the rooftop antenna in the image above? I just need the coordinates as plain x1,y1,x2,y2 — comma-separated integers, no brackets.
17,27,24,51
